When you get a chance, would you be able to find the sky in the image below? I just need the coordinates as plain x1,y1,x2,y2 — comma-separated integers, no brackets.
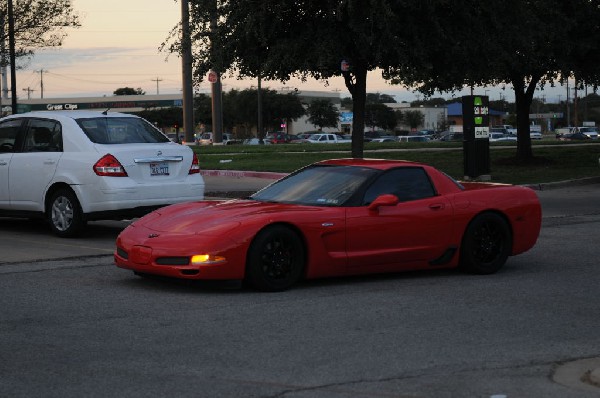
15,0,574,104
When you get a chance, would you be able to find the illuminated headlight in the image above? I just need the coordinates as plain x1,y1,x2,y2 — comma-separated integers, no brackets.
191,254,226,265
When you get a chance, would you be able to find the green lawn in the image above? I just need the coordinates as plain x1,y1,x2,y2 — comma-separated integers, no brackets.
193,140,600,185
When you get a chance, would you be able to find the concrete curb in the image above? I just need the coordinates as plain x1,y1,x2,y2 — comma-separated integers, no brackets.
201,169,286,180
524,176,600,191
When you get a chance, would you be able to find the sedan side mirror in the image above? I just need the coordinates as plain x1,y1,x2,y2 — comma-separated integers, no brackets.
368,194,399,212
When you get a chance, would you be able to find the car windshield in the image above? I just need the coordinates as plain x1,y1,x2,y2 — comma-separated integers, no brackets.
250,165,379,206
77,117,170,144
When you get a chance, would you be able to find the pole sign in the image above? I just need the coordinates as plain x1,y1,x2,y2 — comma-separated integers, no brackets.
207,71,218,84
462,95,490,178
463,95,489,140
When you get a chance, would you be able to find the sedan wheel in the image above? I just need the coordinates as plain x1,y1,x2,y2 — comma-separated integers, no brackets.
460,213,511,274
48,189,85,238
246,226,305,291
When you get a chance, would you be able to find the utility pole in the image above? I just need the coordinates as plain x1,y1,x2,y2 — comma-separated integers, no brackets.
22,87,34,99
8,0,17,113
180,0,195,144
38,69,46,98
151,77,162,95
209,0,223,144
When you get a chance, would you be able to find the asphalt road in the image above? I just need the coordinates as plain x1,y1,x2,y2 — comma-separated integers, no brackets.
1,180,600,397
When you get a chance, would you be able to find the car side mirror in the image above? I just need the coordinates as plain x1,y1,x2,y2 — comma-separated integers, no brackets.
368,194,399,212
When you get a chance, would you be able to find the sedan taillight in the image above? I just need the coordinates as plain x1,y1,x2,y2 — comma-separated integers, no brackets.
93,154,128,177
189,152,200,175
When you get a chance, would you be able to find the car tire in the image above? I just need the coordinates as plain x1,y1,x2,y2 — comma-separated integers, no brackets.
48,188,86,238
246,225,305,292
459,213,511,275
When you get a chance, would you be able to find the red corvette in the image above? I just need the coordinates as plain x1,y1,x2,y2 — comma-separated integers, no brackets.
114,159,541,291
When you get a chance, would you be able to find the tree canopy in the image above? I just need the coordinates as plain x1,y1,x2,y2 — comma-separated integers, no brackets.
1,0,80,63
306,99,340,130
385,0,600,160
113,87,145,96
176,0,600,160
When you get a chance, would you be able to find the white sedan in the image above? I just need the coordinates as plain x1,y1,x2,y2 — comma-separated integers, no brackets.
0,111,205,237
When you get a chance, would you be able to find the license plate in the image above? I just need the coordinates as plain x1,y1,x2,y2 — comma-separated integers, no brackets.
150,162,169,176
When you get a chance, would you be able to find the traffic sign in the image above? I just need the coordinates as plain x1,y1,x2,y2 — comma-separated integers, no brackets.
207,71,218,83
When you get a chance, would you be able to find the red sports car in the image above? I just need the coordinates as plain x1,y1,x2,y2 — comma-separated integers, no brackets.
114,159,541,291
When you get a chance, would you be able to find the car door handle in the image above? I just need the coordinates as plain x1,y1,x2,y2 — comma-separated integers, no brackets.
429,203,445,210
44,160,56,165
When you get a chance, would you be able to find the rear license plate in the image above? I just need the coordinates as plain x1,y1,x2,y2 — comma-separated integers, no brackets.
150,162,169,176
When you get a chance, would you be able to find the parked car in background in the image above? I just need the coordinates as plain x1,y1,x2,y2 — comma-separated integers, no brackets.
489,132,518,142
115,158,541,291
439,132,464,141
306,133,351,144
265,131,292,144
370,137,397,143
490,127,509,136
397,135,431,142
0,111,205,237
197,132,239,145
243,138,271,145
558,132,590,141
529,131,543,140
578,126,599,139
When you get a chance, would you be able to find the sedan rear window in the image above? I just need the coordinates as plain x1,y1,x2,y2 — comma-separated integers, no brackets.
76,117,170,144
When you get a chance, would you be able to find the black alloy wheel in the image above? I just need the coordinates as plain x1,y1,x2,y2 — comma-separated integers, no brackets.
460,213,511,275
246,225,305,291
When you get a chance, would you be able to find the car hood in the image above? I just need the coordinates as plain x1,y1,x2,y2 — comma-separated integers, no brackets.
132,199,310,234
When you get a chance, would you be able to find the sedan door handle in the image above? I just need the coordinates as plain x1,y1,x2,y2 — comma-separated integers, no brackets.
429,203,445,210
43,160,56,165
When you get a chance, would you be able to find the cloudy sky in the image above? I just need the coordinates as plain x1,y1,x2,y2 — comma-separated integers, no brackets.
15,0,572,103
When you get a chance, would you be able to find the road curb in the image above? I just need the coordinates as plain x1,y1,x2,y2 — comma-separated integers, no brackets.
201,169,286,180
524,176,600,190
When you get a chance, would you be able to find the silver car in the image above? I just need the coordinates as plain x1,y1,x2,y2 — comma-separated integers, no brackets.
0,111,205,237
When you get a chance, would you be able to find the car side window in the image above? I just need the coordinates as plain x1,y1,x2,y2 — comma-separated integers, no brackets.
23,119,63,152
0,119,23,153
363,167,436,205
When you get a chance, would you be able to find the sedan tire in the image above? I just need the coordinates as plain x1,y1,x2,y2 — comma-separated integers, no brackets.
48,188,86,238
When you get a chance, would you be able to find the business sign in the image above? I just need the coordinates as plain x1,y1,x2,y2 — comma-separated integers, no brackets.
340,112,353,123
462,95,490,178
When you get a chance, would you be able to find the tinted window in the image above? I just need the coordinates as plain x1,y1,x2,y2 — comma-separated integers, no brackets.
251,165,378,206
363,167,436,204
0,119,23,153
23,119,62,152
77,117,170,144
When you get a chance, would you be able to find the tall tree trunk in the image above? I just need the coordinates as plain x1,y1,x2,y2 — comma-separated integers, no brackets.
342,65,367,158
512,76,539,161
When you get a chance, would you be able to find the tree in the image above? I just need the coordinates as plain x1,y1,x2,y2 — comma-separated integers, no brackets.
385,0,600,161
306,99,339,130
364,102,396,131
193,88,305,135
113,87,145,96
402,110,425,130
367,93,396,104
1,0,80,62
177,0,409,158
